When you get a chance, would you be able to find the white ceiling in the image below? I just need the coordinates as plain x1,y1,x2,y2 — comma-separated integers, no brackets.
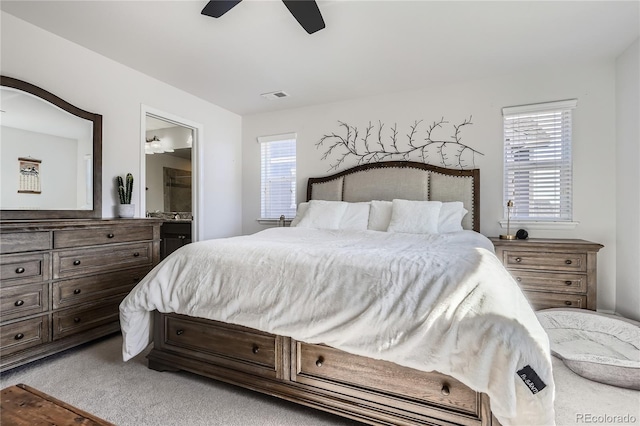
2,1,638,116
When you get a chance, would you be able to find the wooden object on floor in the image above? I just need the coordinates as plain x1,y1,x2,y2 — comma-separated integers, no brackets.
491,238,603,310
1,383,114,426
0,219,162,372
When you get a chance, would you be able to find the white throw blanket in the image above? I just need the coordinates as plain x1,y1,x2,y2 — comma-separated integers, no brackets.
120,228,555,426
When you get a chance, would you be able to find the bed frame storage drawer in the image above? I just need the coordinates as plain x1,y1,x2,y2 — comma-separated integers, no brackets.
53,242,153,279
0,253,50,287
0,283,49,322
293,341,479,416
156,314,281,378
0,315,50,356
54,226,155,249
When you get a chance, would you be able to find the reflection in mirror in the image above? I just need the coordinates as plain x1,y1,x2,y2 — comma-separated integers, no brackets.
0,76,102,220
144,116,192,219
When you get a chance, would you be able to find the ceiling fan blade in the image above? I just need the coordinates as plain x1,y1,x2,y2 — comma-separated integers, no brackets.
282,0,325,34
201,0,242,18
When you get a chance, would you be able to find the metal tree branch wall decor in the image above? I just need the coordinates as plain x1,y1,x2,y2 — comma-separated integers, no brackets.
316,116,483,171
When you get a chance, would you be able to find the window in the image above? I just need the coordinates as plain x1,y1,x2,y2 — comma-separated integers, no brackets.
502,99,577,222
259,133,296,220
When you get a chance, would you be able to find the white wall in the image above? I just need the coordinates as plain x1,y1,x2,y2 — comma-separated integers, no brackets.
1,12,242,239
242,62,618,312
615,38,640,321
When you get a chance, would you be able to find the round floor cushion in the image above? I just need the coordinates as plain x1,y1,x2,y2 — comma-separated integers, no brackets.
536,308,640,390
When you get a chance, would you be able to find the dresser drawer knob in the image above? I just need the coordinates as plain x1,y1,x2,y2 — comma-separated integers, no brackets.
515,257,522,263
14,300,24,307
315,356,324,367
565,259,572,265
252,345,259,354
176,329,184,336
133,252,140,257
73,289,82,295
565,281,572,286
73,260,81,266
14,333,24,340
107,233,115,239
516,277,522,282
441,384,451,396
73,317,82,323
15,267,25,274
564,301,572,306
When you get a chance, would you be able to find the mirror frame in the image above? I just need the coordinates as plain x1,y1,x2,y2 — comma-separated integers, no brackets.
1,76,102,220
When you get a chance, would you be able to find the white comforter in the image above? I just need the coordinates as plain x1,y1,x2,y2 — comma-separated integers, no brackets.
120,228,555,426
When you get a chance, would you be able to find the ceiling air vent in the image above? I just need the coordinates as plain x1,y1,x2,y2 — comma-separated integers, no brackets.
261,91,290,100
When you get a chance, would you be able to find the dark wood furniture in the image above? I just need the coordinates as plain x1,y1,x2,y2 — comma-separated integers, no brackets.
491,238,603,311
0,219,162,372
1,383,114,426
147,162,500,425
160,221,191,259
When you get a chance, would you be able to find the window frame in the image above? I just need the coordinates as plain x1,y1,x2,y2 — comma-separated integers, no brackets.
258,133,297,222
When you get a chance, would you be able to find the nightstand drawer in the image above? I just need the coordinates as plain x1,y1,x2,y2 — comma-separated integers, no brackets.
524,291,586,310
53,242,153,279
510,271,586,293
0,253,50,287
0,284,49,322
0,315,50,356
503,251,586,272
54,226,154,249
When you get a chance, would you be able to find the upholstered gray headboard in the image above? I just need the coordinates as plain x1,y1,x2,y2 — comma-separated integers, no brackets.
307,161,480,232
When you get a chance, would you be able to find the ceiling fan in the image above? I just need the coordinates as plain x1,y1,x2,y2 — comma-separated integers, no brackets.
201,0,325,34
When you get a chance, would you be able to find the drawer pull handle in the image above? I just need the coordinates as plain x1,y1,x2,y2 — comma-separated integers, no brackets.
252,345,259,354
14,300,24,307
564,301,572,306
565,280,572,286
73,260,81,266
441,384,450,396
515,257,522,263
133,252,140,257
176,329,184,336
73,289,82,295
107,233,115,238
315,356,324,367
15,267,25,274
516,277,522,282
74,317,81,323
565,259,572,265
14,333,24,340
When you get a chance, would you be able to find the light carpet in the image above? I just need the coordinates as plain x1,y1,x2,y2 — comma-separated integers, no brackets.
1,334,638,426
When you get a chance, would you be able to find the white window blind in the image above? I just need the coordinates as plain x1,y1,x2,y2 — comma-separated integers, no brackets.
503,99,577,221
259,133,297,220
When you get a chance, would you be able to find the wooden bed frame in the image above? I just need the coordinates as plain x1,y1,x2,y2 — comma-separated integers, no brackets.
147,161,498,426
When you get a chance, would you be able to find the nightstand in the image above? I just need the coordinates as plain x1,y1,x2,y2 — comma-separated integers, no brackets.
490,238,603,311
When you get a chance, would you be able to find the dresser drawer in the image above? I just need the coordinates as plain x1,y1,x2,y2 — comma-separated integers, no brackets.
524,291,586,310
294,342,478,415
0,232,51,254
53,266,151,309
503,250,586,272
0,253,50,287
159,314,278,372
54,226,154,249
53,242,153,279
52,299,121,340
0,315,50,356
0,284,49,322
509,270,586,293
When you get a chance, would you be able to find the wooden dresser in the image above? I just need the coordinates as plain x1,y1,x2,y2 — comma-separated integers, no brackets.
0,219,162,372
491,238,603,311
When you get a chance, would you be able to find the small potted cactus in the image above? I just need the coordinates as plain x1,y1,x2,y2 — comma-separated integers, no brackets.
116,173,135,218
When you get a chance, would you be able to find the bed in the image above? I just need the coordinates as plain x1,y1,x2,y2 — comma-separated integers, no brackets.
119,161,555,426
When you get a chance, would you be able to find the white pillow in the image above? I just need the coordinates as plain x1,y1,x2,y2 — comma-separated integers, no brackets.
438,202,468,233
368,200,393,231
340,202,371,230
289,202,309,227
295,200,348,230
387,199,442,234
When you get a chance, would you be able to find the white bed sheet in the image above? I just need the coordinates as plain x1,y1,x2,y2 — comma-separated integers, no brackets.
120,228,555,426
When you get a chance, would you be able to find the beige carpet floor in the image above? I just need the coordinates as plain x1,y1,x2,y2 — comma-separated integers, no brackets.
1,334,638,426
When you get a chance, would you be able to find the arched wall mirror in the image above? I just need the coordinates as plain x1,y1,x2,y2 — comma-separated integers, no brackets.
0,76,102,220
